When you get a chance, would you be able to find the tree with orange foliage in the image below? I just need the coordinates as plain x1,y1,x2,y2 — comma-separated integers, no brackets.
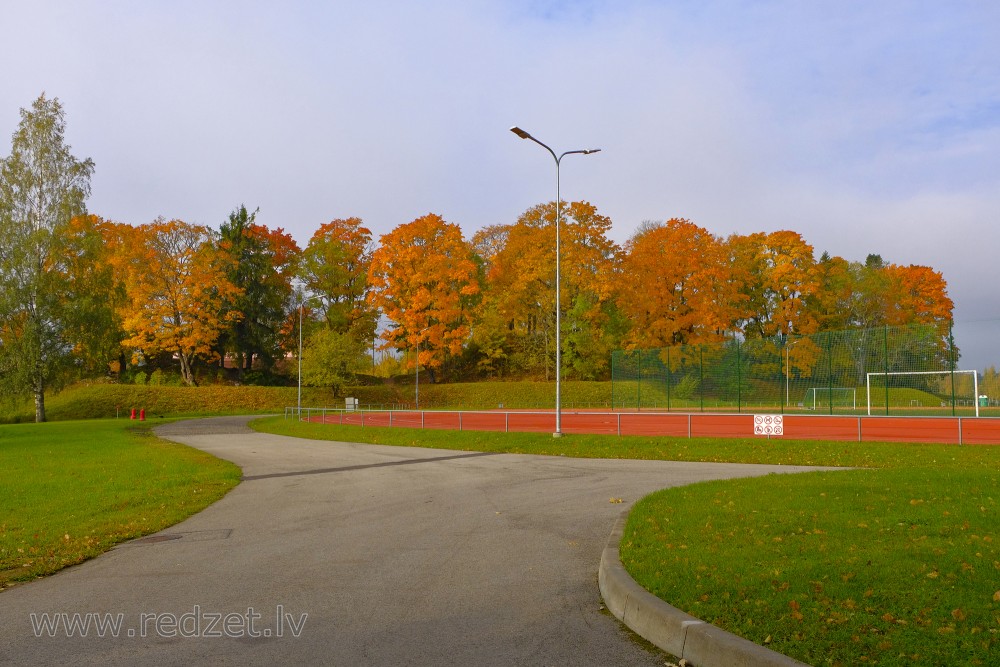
619,218,733,349
728,230,820,339
479,201,622,379
882,264,953,326
806,251,855,331
59,215,129,377
368,213,480,382
114,218,241,386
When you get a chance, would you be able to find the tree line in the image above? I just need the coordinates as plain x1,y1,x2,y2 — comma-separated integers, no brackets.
0,94,954,421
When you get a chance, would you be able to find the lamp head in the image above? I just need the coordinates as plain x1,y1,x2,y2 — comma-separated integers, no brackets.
509,126,532,139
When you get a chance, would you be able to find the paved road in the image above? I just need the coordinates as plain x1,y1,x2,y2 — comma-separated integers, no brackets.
0,416,827,666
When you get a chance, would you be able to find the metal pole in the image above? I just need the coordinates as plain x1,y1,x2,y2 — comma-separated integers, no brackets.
297,303,303,417
883,326,889,416
782,342,788,414
510,126,599,438
555,159,562,435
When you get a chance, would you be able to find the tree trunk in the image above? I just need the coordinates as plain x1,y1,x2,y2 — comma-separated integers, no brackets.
179,354,197,386
34,378,46,423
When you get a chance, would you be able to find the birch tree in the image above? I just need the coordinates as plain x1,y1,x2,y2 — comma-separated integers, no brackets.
0,94,95,421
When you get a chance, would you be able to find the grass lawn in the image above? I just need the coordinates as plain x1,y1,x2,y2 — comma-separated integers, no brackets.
0,419,241,590
255,416,1000,666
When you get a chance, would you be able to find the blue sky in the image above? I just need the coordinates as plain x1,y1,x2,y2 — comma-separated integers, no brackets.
3,1,999,366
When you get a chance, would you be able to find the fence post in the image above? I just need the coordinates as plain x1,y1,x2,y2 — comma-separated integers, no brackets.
780,338,786,415
949,322,957,417
610,352,615,411
699,346,705,412
666,347,672,412
736,337,742,413
617,412,621,436
827,332,834,416
883,326,890,416
637,351,642,412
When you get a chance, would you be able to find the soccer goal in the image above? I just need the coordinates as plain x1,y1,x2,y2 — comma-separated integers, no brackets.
866,370,980,417
802,387,857,411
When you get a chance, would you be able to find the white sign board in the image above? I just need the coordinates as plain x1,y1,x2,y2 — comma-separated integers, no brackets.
753,414,783,436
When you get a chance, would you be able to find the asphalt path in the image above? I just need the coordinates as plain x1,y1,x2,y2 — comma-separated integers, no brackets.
0,416,829,666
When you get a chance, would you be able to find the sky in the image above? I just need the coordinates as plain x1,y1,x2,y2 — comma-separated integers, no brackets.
3,0,999,368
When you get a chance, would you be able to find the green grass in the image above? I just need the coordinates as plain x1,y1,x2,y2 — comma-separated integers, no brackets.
622,466,1000,666
254,416,1000,666
251,416,983,468
0,380,616,423
0,419,241,589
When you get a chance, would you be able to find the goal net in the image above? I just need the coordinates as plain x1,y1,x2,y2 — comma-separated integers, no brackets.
866,370,980,416
802,387,857,410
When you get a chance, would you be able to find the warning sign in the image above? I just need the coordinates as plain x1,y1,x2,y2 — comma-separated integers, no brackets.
753,415,783,436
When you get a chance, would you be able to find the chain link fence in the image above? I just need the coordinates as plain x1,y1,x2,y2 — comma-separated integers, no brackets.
611,321,997,416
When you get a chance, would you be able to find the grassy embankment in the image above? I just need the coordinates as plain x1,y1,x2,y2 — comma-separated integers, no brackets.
0,419,240,590
255,416,1000,667
2,380,970,424
0,380,618,423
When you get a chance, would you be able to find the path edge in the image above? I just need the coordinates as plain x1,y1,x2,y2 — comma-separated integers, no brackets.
599,512,810,667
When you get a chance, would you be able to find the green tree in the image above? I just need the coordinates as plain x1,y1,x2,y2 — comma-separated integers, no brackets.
0,94,95,421
298,217,377,341
301,327,370,396
217,205,300,380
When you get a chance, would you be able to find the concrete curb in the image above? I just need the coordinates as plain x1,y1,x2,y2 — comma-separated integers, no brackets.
599,514,809,667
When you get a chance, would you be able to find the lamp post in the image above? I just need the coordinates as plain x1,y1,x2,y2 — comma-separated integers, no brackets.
510,126,600,437
413,325,432,409
297,295,322,417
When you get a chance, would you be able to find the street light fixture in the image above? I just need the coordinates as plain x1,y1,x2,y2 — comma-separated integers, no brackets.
297,294,322,417
510,126,600,437
413,325,433,409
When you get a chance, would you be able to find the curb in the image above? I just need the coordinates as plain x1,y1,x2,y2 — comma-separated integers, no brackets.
599,514,809,667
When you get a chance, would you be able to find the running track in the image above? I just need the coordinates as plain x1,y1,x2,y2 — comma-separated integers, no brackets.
300,409,1000,445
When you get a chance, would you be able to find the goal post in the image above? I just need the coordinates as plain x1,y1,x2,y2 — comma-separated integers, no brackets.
802,387,857,411
866,370,979,417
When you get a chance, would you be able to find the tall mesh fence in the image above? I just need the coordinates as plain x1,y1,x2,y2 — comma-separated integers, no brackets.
611,321,995,416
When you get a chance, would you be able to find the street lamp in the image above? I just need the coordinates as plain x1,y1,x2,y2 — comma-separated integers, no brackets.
413,325,433,409
510,126,600,437
297,295,322,417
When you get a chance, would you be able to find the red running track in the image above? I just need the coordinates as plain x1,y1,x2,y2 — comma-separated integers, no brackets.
300,409,1000,445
